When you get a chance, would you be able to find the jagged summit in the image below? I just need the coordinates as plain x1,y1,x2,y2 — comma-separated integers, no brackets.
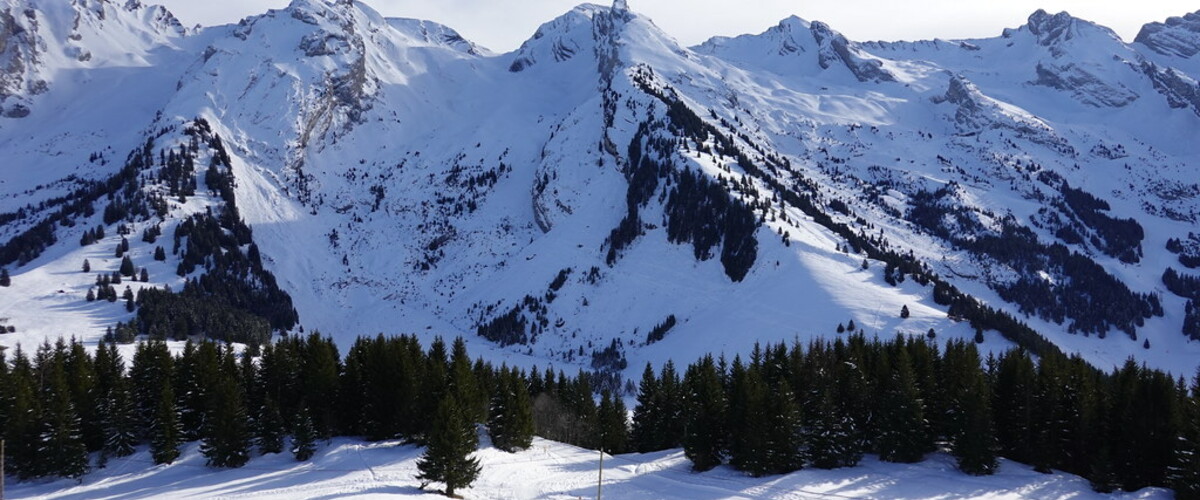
696,14,893,83
1004,9,1125,56
507,1,658,73
1136,10,1200,58
1024,9,1083,46
0,0,185,117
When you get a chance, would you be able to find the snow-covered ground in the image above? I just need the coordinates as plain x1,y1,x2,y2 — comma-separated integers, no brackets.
6,436,1171,500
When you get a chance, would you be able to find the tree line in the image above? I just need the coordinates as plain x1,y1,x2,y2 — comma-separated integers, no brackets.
0,333,1196,498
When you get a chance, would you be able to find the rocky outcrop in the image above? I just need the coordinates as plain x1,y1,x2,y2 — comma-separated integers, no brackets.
809,21,895,83
1135,11,1200,58
1141,61,1200,116
1032,62,1139,108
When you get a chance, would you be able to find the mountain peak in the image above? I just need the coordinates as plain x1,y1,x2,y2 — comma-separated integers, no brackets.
507,1,645,73
1025,9,1082,46
1135,10,1200,58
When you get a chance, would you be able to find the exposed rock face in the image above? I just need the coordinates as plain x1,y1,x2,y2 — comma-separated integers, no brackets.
0,0,184,118
1141,61,1200,116
809,21,895,83
934,74,1068,152
0,6,42,118
1135,11,1200,58
387,18,488,56
1026,9,1081,52
1032,62,1139,108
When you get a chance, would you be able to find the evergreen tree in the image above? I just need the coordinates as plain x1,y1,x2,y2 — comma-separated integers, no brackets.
1169,369,1200,499
297,333,341,438
82,259,90,273
805,387,858,469
417,396,481,497
119,256,135,277
992,350,1036,465
86,288,95,302
597,390,629,455
764,383,805,474
5,348,43,479
102,378,138,461
682,355,727,471
448,337,484,425
630,363,661,452
728,360,770,476
942,341,997,475
488,367,534,452
150,383,182,465
96,341,137,463
40,356,90,480
200,362,252,468
140,267,149,282
154,245,166,261
0,267,10,286
900,305,910,318
875,346,928,463
292,405,317,461
257,396,285,455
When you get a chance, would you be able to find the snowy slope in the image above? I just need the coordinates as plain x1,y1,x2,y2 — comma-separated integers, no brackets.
6,436,1172,500
1,0,1200,383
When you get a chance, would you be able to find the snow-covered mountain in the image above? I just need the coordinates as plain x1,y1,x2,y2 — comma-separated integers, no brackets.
2,0,1199,379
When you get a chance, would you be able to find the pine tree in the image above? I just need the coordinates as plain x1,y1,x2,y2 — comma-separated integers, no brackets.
630,363,661,452
448,337,484,426
86,288,95,302
682,355,727,471
292,405,317,461
992,350,1036,465
5,348,43,479
597,390,629,455
140,267,149,282
875,346,928,463
200,365,252,468
942,341,997,475
94,340,135,464
728,360,770,476
119,256,135,277
417,396,481,497
154,245,166,261
805,387,858,469
764,383,805,474
488,368,534,452
150,383,182,465
257,396,285,455
40,357,90,479
82,259,91,273
0,267,10,286
1169,369,1200,499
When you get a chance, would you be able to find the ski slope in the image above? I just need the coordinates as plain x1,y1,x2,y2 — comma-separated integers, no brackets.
7,436,1171,500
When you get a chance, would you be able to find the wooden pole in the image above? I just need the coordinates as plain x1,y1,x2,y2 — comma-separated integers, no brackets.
2,438,6,500
596,444,603,500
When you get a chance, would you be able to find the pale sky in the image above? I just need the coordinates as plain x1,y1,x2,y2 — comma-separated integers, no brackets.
156,0,1197,53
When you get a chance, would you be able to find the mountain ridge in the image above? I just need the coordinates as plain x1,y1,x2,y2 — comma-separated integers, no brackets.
1,0,1198,380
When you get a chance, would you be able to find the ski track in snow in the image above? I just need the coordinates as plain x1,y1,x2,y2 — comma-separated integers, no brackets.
6,437,1171,500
